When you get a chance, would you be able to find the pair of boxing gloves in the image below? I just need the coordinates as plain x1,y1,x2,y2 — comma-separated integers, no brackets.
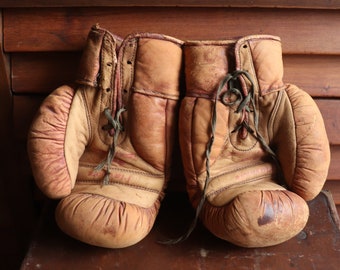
28,25,330,248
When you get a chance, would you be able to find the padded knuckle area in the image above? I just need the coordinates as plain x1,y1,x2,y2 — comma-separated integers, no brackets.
55,193,160,248
202,190,309,247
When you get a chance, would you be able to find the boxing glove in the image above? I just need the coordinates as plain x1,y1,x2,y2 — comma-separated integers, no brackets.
179,35,330,247
28,25,183,248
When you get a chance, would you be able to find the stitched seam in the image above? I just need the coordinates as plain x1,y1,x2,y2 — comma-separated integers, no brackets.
79,162,163,177
80,88,93,144
132,87,180,100
205,160,267,181
191,98,199,176
231,140,258,152
268,90,283,142
206,174,274,198
165,98,169,177
76,180,161,194
288,86,299,187
245,40,259,95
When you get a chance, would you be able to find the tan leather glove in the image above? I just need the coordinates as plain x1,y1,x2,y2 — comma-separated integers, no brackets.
28,26,183,248
179,35,330,247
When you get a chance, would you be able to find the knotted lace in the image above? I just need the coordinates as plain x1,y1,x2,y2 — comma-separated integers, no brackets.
221,70,277,159
160,70,278,245
95,107,126,185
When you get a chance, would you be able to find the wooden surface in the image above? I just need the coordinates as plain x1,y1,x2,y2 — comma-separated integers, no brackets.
21,191,340,270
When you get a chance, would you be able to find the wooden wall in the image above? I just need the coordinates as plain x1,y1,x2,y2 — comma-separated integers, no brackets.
0,2,340,267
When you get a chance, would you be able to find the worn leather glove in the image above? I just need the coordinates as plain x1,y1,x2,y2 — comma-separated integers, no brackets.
179,35,330,247
28,26,183,248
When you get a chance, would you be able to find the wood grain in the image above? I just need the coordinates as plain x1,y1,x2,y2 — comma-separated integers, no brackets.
11,52,340,98
4,7,340,54
328,146,340,181
11,52,81,94
283,55,340,98
315,99,340,146
12,95,44,141
1,0,340,8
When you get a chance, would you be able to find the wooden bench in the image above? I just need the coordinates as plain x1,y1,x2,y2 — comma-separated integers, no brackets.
1,1,340,269
21,191,340,270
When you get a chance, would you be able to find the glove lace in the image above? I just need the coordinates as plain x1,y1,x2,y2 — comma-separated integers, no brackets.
95,107,126,185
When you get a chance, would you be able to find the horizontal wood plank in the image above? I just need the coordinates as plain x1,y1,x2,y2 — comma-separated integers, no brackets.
4,7,340,54
12,95,45,141
11,53,340,98
1,0,340,9
283,55,340,98
315,100,340,146
328,146,340,181
11,52,81,94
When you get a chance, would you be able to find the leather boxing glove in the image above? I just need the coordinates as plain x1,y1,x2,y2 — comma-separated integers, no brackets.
28,25,183,248
179,35,330,247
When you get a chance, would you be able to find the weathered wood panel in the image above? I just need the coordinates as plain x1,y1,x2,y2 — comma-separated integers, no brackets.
4,7,340,54
283,55,340,98
11,53,340,98
2,0,340,9
315,100,340,146
12,95,44,141
11,52,80,94
328,147,340,181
